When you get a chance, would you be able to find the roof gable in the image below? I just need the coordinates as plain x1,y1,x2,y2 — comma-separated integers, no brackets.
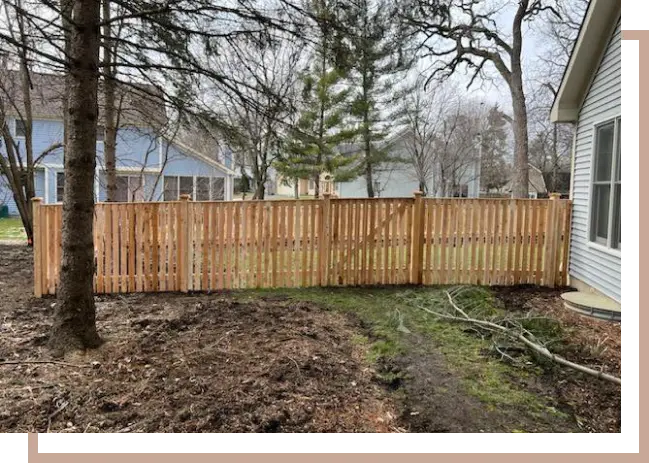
550,0,621,123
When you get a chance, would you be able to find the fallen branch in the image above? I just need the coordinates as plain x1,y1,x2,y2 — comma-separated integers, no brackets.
0,360,88,368
416,290,621,385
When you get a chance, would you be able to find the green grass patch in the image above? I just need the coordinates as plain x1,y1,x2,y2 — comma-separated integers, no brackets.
233,285,568,421
0,217,27,241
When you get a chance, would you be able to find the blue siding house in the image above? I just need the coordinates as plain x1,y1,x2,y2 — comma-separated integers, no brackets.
0,72,235,216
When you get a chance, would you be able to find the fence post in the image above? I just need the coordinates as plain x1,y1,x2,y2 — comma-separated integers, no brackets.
544,193,561,288
411,191,425,285
32,197,43,297
179,194,191,292
320,193,331,286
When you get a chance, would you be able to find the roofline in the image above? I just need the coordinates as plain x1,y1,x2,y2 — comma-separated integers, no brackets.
550,0,621,123
169,139,235,175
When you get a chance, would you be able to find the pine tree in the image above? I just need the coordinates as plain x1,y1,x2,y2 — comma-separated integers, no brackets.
276,0,359,198
344,0,412,197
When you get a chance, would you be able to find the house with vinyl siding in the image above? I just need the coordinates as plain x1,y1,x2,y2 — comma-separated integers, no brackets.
275,132,481,199
551,0,621,306
0,72,235,216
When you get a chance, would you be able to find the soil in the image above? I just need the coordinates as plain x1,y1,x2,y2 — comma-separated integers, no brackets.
0,245,621,433
0,245,396,432
493,285,621,433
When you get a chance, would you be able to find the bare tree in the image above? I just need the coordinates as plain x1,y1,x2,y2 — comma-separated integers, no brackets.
210,39,302,199
0,3,62,244
402,0,561,198
396,77,452,195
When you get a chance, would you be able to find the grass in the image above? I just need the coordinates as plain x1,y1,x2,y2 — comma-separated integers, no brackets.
0,217,26,241
232,285,569,427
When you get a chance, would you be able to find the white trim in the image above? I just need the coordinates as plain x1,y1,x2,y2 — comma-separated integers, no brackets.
586,114,621,251
569,124,577,200
587,240,621,259
44,167,50,203
54,170,64,203
550,1,621,122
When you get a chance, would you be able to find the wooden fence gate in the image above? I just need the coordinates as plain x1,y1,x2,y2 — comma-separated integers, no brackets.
32,193,572,296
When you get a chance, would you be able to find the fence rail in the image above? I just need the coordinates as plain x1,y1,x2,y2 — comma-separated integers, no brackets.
32,193,572,296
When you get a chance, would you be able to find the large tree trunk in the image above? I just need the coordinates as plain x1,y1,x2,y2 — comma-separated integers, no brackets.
50,0,102,356
510,75,530,199
102,0,118,201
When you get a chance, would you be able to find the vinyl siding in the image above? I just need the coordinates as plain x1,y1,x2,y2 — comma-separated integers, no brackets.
570,17,621,302
1,119,233,210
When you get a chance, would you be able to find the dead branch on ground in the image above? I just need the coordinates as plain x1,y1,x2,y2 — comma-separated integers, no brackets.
415,289,621,385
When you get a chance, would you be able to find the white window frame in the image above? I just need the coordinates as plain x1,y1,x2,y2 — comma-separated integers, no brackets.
162,175,225,201
114,174,145,202
587,116,621,254
55,171,65,203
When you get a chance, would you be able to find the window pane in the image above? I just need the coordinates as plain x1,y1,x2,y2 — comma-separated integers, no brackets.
15,120,26,137
612,184,621,249
591,184,610,242
56,172,65,202
211,177,225,200
196,177,210,201
179,176,193,197
128,176,144,202
615,119,621,182
163,176,178,201
114,177,128,202
594,122,614,181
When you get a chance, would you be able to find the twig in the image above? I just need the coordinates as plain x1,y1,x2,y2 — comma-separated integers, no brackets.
47,400,69,433
0,360,88,368
416,291,621,385
286,356,302,379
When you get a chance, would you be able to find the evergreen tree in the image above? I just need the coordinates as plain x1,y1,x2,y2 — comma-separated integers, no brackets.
344,0,412,197
276,0,359,198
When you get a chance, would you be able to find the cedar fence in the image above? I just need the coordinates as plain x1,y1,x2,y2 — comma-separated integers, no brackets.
32,193,572,297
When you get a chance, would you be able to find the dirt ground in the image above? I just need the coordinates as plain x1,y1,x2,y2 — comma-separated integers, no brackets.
0,245,621,433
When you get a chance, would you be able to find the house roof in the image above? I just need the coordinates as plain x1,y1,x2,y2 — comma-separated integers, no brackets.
0,70,168,128
550,0,621,123
504,164,547,194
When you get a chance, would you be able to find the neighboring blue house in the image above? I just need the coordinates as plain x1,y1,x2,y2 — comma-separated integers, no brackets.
0,72,235,215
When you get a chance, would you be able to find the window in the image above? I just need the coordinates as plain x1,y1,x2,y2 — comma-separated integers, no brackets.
56,172,65,202
196,177,213,201
15,119,26,138
590,117,621,250
114,175,143,202
211,177,225,200
96,125,105,142
162,175,226,201
163,176,179,201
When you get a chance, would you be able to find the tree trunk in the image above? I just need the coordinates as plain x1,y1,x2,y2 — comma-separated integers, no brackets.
102,0,117,201
314,175,320,199
253,179,266,200
294,179,299,199
510,76,530,198
50,0,102,356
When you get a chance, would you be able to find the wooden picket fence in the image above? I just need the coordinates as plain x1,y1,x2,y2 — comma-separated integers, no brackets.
32,193,572,296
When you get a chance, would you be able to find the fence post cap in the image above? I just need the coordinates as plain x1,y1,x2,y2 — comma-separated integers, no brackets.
322,192,331,199
413,191,423,198
31,197,43,203
549,192,561,200
179,194,191,201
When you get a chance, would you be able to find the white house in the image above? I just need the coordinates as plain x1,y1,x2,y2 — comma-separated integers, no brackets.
275,132,481,199
551,0,621,309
